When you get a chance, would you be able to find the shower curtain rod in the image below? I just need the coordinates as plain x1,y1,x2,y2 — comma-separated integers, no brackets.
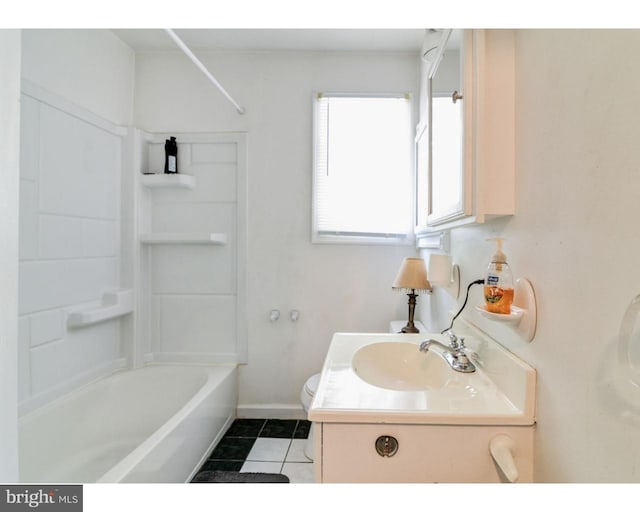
164,29,245,115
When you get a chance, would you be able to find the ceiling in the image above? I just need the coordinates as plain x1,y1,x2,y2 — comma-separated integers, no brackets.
111,28,425,53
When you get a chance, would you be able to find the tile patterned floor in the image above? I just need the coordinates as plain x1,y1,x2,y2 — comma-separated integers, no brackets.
192,419,314,483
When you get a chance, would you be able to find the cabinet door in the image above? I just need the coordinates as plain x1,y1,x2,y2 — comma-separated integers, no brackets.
415,29,515,235
421,29,474,228
320,423,534,483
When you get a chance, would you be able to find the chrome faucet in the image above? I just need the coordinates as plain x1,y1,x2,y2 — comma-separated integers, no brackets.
419,331,476,373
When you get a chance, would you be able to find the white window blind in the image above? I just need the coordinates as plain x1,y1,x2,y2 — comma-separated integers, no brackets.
312,94,413,244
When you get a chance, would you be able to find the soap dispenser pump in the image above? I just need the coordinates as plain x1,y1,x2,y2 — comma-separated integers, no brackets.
484,238,514,314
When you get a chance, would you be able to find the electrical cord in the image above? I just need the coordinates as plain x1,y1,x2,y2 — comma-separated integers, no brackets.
440,279,485,334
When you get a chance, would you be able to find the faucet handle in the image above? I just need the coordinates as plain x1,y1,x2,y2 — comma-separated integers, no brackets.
446,330,459,348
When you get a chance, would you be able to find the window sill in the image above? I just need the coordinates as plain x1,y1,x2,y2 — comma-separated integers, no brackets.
312,233,413,246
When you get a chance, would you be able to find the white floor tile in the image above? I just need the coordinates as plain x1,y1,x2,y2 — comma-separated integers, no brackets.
246,438,291,462
240,461,282,474
281,462,315,483
285,439,312,462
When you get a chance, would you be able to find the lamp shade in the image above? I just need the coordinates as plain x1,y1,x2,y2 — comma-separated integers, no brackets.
392,257,432,293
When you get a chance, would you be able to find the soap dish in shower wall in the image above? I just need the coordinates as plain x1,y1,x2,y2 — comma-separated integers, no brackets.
475,278,537,342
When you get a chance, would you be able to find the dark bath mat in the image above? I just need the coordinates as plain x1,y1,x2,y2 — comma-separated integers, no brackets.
192,470,289,483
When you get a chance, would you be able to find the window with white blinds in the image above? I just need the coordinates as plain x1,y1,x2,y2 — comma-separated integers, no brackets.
312,94,413,244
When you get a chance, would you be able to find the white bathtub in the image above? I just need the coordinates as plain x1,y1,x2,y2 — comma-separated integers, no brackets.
19,364,237,483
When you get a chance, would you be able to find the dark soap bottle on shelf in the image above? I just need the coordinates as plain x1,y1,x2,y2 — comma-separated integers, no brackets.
164,136,178,174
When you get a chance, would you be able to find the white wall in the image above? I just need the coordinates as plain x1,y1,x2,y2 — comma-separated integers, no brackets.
18,30,135,408
0,29,21,482
421,29,640,482
21,29,134,126
134,49,418,413
18,92,124,404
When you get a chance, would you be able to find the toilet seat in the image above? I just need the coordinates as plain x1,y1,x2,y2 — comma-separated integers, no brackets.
301,373,321,462
301,373,321,411
304,374,321,398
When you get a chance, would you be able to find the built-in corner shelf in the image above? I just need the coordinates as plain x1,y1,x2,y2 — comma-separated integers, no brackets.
67,289,134,328
475,278,537,342
140,173,196,189
139,233,227,245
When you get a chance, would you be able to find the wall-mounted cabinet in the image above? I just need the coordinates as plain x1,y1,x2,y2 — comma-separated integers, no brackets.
415,29,515,236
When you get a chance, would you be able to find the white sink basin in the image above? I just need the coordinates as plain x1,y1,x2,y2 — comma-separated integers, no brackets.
352,342,449,391
308,328,537,426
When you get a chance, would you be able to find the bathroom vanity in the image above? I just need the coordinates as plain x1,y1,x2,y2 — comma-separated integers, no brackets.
308,323,536,483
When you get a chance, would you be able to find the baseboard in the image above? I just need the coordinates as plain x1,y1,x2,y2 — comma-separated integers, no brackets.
236,403,306,420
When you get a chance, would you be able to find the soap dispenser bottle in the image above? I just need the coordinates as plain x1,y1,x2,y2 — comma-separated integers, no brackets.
484,238,514,314
164,136,178,174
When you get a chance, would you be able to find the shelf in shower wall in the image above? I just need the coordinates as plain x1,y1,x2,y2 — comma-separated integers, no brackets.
140,173,196,189
67,289,134,328
139,233,228,245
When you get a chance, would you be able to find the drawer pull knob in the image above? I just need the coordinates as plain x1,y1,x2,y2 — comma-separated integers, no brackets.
375,436,399,457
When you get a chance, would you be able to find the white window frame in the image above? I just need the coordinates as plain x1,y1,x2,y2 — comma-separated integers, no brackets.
311,92,414,245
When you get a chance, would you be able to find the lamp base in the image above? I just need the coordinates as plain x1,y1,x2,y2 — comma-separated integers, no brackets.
400,323,419,334
400,292,420,334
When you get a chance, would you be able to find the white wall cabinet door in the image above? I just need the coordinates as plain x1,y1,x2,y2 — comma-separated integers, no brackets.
415,29,516,236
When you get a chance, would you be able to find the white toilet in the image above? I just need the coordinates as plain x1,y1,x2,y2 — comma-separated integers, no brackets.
300,373,321,460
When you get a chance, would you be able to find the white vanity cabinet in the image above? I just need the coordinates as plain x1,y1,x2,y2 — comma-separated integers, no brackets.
415,29,515,235
309,330,537,483
316,422,534,483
